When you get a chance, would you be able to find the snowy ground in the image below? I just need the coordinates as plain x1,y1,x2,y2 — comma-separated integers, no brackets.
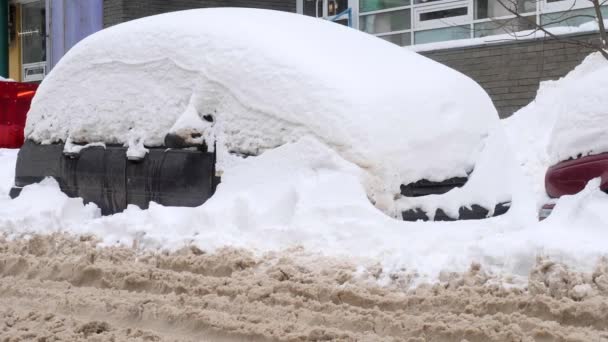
1,234,608,341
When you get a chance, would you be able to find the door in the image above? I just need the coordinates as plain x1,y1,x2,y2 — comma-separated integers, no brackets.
20,0,46,82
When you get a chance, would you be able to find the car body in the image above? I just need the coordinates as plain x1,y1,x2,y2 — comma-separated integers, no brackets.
0,80,38,149
10,8,511,220
540,152,608,219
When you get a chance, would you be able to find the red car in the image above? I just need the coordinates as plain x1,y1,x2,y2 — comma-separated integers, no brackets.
0,80,38,149
540,153,608,219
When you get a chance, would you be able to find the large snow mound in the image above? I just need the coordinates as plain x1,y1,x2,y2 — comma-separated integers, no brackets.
26,8,498,212
503,52,608,204
1,140,607,286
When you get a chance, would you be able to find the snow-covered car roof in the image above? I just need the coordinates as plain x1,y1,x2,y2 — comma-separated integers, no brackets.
25,8,498,211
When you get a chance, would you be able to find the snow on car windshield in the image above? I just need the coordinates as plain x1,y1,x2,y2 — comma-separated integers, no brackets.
25,8,497,214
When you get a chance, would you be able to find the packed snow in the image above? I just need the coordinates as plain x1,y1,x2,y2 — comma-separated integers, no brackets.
1,10,607,286
26,8,500,215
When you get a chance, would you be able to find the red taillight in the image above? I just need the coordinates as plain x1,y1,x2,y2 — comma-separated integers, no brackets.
17,90,36,98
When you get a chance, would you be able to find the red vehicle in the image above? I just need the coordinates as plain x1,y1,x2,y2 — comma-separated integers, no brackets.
540,153,608,219
0,80,38,148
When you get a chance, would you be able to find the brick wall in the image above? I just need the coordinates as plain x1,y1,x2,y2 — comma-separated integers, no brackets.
420,33,599,118
104,0,296,28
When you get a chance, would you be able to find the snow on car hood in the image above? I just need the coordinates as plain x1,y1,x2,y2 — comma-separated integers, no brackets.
26,8,498,213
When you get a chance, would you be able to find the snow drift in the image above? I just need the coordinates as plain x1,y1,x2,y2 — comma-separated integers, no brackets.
25,8,498,213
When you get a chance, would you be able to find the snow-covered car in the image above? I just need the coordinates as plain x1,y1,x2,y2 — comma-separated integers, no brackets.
532,53,608,220
10,8,511,220
540,153,608,219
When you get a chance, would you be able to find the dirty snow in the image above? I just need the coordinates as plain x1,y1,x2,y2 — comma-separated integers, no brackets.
26,8,499,215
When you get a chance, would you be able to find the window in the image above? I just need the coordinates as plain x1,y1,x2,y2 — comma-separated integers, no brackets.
541,6,608,27
414,1,471,29
378,32,412,45
360,0,411,12
414,25,470,43
475,0,536,19
360,9,411,33
420,7,467,21
473,16,536,37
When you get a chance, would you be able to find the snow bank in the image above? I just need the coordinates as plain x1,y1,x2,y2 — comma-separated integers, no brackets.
1,137,607,285
0,178,100,235
26,8,498,213
546,53,608,163
503,52,608,205
0,149,18,199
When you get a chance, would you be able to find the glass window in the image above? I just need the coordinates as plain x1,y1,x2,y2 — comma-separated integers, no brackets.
474,0,535,19
473,16,536,37
414,25,470,43
21,0,46,65
414,0,447,4
420,7,467,21
541,6,608,28
360,9,411,33
378,32,412,45
360,0,411,13
303,0,324,17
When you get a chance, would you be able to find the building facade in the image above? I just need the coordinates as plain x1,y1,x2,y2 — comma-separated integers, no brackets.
1,0,605,116
303,0,607,46
2,0,102,82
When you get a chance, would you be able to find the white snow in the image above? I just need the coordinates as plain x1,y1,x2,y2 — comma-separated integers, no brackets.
503,52,608,206
26,8,499,215
0,149,19,199
410,19,608,52
1,138,607,285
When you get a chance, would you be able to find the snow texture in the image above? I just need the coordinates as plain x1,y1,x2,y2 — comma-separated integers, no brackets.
1,139,607,285
25,8,498,214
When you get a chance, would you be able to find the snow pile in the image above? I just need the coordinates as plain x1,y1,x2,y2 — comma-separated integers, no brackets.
503,52,608,204
0,178,100,235
26,8,499,214
0,149,18,198
546,53,608,163
1,138,607,285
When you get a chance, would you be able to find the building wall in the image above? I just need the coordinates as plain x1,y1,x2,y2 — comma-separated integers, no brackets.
49,0,103,69
103,0,296,28
7,3,20,81
420,33,598,118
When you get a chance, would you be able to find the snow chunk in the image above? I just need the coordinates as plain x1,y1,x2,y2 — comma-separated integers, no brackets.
0,178,100,236
125,129,149,160
26,8,498,213
63,136,106,155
